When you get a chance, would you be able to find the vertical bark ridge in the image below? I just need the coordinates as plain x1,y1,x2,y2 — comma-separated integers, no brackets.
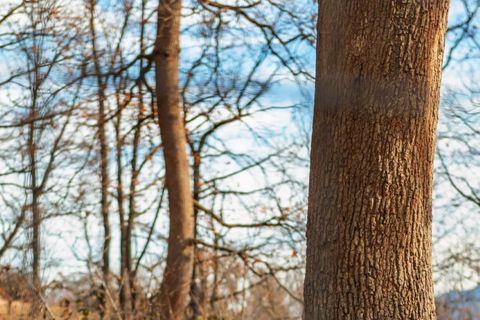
305,1,450,319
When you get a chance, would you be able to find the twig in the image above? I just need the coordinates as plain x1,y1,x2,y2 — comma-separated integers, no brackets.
95,270,123,320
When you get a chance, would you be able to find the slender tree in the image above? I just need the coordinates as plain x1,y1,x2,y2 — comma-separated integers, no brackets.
154,0,195,319
305,1,450,319
86,1,112,317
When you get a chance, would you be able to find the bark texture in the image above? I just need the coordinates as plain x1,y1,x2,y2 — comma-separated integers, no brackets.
154,0,194,319
304,1,450,319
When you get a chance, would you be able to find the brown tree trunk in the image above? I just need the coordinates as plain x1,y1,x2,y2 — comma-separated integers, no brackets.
30,146,42,319
28,58,42,319
97,69,111,320
304,1,450,319
115,108,133,320
154,0,194,319
88,1,111,316
128,2,147,312
31,189,41,291
126,96,141,315
187,151,203,319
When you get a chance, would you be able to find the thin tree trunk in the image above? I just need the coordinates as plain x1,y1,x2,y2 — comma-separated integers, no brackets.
128,2,147,313
304,1,450,319
98,73,111,320
154,0,194,319
188,151,203,319
7,298,12,315
210,234,219,315
31,189,41,291
28,56,42,318
127,94,141,315
88,1,111,316
115,105,133,320
30,131,42,317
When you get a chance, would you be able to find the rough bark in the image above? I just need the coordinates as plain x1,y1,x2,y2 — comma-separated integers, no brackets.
304,1,450,319
154,0,194,319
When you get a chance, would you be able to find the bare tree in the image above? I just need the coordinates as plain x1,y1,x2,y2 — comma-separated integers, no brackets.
0,1,85,317
1,1,315,319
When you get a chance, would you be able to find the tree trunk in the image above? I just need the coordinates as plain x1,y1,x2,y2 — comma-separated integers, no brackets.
88,1,111,316
126,101,140,314
28,63,42,319
31,189,41,291
98,74,111,320
187,151,203,319
115,109,133,320
154,0,194,319
30,159,42,319
304,1,450,319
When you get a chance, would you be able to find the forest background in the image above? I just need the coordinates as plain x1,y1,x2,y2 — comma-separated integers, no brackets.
0,0,479,319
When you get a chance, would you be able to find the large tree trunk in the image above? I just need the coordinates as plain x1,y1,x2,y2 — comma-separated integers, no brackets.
154,0,194,319
304,1,450,319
